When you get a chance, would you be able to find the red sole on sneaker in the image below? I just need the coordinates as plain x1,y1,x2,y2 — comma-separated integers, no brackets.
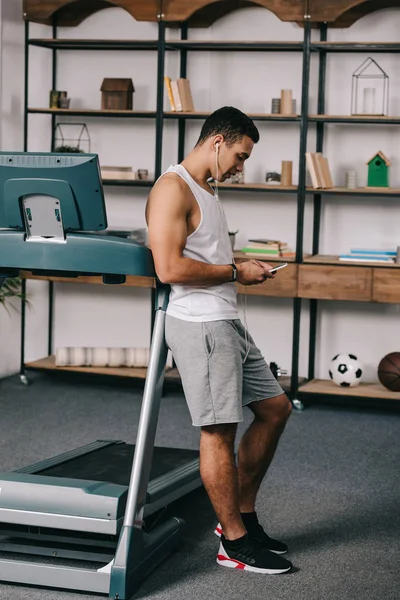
216,554,291,574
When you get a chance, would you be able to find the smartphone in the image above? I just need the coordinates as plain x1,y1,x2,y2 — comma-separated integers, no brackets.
269,262,288,273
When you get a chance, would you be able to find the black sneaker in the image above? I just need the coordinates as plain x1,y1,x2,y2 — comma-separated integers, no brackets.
215,512,288,555
217,533,292,574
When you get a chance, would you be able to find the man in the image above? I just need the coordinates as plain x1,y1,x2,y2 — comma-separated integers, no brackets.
146,106,293,574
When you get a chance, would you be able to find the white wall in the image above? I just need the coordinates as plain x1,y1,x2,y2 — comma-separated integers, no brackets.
0,0,25,377
1,4,400,384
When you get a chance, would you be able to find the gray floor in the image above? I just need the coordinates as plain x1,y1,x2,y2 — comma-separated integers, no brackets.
0,372,399,600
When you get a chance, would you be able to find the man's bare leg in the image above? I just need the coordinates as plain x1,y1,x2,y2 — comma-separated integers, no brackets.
200,415,293,574
238,394,292,512
200,422,245,540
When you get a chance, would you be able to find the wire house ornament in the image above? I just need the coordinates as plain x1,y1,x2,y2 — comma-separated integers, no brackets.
351,57,389,116
54,123,91,153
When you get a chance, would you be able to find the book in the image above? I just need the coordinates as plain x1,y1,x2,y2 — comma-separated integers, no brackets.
184,79,195,112
241,247,280,255
314,153,326,188
164,76,176,111
177,78,195,112
306,152,320,188
247,242,280,249
305,152,334,189
248,238,281,244
170,80,183,111
350,249,396,256
101,166,136,180
339,254,394,263
242,252,281,259
321,155,334,188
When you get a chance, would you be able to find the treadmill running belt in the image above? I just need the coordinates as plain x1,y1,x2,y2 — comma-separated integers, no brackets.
37,444,199,486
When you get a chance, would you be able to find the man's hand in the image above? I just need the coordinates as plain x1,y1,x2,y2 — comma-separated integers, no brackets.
237,260,276,286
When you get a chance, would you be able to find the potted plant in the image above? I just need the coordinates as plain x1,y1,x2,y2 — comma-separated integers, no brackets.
0,277,26,313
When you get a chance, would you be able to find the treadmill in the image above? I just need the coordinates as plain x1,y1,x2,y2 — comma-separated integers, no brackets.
0,151,201,599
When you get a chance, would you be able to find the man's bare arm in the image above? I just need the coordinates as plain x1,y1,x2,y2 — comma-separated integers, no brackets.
146,176,271,286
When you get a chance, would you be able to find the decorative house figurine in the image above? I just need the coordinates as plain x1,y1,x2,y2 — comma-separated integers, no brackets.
351,57,389,116
101,78,134,110
367,151,391,188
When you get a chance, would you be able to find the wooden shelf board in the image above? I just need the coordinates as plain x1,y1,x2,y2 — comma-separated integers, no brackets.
29,38,159,50
219,183,297,192
163,111,300,120
299,379,400,400
303,255,400,268
312,42,400,51
313,41,400,46
233,252,296,263
167,40,303,46
25,356,180,381
25,356,299,392
166,40,304,51
29,108,157,117
21,272,155,288
309,114,400,122
307,186,400,196
102,179,154,187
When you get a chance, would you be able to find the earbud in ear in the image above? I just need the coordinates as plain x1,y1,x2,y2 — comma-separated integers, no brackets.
215,143,220,153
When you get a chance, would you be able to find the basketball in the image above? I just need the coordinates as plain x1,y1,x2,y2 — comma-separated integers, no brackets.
377,352,400,391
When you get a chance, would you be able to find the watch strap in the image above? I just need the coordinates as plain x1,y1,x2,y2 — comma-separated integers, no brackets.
230,263,237,282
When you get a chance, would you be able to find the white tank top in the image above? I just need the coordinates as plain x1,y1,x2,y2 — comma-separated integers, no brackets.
159,164,238,322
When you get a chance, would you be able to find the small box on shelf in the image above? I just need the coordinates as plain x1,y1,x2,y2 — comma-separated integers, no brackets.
101,78,134,110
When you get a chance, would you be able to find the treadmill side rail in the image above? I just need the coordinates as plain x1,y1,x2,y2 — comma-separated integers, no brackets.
0,508,123,535
0,473,127,521
0,559,110,594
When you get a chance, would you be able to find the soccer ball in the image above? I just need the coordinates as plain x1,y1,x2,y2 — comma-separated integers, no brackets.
329,353,363,387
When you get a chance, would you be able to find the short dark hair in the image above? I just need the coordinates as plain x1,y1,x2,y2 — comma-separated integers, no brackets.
195,106,260,147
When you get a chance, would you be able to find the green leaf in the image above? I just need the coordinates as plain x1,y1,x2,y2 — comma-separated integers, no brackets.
0,277,29,314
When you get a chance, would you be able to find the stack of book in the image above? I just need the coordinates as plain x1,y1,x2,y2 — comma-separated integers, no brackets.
241,239,295,259
164,77,195,112
339,249,396,264
305,152,334,189
101,166,136,180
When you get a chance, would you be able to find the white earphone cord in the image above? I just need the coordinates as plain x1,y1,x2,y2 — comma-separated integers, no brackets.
215,146,250,364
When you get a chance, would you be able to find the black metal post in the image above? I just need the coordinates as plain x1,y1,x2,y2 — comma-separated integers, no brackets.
178,23,188,163
48,281,54,356
23,21,29,151
20,22,31,383
46,19,58,359
295,20,311,264
290,298,302,402
290,18,311,406
308,23,328,381
19,279,27,379
50,19,57,151
154,20,166,180
312,23,328,257
151,20,166,343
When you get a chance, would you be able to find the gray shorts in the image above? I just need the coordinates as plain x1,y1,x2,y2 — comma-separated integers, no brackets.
165,315,284,427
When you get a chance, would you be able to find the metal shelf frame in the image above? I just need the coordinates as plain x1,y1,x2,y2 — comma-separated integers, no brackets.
22,13,400,407
304,23,400,401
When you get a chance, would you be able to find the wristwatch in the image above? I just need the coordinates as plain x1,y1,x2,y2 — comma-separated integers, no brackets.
230,263,237,282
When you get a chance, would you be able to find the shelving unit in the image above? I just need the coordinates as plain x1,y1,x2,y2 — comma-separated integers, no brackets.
28,108,158,117
164,111,300,121
298,21,400,407
303,255,400,267
20,0,400,409
306,186,400,196
21,7,308,401
309,114,400,124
